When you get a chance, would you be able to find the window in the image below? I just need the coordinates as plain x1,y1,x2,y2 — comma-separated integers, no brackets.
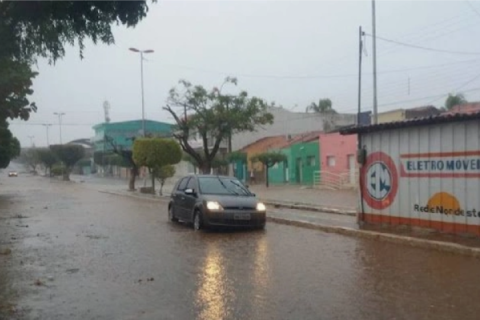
177,177,189,191
327,156,336,167
307,156,315,166
198,177,250,196
186,177,196,190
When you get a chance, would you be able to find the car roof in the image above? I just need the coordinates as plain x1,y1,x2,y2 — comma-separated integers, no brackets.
183,174,236,179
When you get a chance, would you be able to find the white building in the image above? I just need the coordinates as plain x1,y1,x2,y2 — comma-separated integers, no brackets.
341,111,480,237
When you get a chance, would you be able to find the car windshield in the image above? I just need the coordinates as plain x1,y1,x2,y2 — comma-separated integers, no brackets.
198,177,251,196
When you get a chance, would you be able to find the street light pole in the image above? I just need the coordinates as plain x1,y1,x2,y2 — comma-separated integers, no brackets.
53,112,65,144
129,47,154,137
372,0,378,124
42,124,52,146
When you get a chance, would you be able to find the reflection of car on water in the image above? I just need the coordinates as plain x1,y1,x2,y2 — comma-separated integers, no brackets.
168,174,267,230
8,171,18,177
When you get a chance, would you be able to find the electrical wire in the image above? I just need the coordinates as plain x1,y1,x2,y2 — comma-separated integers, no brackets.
365,33,480,55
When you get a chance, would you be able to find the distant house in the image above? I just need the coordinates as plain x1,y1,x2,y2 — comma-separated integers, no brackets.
267,131,322,185
374,105,440,124
443,102,480,115
92,119,174,152
232,106,357,151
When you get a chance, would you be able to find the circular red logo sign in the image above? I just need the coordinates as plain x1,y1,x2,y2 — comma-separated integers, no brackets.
361,151,398,210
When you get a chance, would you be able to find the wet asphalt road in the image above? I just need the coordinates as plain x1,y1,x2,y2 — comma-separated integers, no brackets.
2,173,480,320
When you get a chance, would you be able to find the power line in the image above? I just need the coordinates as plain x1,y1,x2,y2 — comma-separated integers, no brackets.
365,33,480,55
467,1,480,19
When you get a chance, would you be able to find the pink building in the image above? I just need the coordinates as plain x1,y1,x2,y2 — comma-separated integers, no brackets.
318,132,358,186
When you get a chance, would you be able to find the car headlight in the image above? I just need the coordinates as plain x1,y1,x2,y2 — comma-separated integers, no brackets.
256,202,266,211
206,201,223,211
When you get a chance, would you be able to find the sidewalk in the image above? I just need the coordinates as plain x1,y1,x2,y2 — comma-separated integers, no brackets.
249,185,358,216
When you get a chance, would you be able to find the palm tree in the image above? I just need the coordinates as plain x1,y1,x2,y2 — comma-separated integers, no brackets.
306,98,337,114
444,93,467,111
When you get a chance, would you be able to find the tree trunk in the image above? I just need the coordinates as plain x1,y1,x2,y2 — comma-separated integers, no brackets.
201,163,212,174
265,165,269,188
128,167,138,191
150,168,155,191
62,167,70,181
159,181,164,196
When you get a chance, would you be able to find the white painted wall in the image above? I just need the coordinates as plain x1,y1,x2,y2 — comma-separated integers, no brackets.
360,120,480,234
231,106,356,151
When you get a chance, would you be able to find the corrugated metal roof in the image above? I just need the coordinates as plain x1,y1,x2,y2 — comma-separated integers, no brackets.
340,111,480,135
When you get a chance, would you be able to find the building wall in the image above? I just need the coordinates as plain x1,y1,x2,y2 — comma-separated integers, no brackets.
375,109,406,124
358,120,480,236
267,148,291,184
232,106,356,151
318,133,358,182
93,120,173,152
289,141,320,185
242,136,288,183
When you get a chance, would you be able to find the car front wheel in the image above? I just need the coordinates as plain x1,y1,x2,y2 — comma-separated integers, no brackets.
168,205,178,222
193,210,203,231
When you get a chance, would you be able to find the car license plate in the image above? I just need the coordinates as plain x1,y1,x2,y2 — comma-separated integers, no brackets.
234,213,251,220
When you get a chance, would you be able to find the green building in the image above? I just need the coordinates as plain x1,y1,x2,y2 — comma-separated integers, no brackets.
92,119,174,152
268,136,320,185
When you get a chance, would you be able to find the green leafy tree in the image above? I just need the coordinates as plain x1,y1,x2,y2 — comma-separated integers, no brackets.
444,93,467,111
306,98,336,114
36,148,58,176
183,152,229,173
103,135,139,191
163,77,274,174
251,152,287,188
18,148,40,173
133,138,182,192
0,2,154,169
0,121,20,168
50,144,85,181
155,165,176,196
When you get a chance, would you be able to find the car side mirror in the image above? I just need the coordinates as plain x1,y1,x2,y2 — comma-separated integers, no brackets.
184,188,195,195
251,193,256,197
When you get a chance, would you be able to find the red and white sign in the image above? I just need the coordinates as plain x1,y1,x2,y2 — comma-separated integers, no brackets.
362,152,398,210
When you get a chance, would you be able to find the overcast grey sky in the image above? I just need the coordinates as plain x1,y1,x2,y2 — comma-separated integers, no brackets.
9,0,480,147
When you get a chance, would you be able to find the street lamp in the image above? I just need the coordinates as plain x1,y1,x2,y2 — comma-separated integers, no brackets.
42,124,52,146
53,112,65,144
129,47,154,137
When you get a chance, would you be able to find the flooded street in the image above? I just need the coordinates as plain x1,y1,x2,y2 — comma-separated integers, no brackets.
1,175,480,320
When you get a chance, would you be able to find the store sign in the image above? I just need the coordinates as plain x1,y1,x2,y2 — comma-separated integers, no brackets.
400,151,480,178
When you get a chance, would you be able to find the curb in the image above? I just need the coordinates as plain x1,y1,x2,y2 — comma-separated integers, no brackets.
264,201,356,216
99,190,170,202
268,216,480,259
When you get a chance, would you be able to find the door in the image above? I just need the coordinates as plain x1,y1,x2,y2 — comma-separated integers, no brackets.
296,158,303,183
284,161,289,182
175,177,190,220
348,154,355,184
183,177,198,222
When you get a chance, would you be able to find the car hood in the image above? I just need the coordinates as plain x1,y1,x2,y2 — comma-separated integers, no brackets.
202,195,260,208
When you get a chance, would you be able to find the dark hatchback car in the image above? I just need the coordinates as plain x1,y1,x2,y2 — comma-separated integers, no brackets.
168,174,266,230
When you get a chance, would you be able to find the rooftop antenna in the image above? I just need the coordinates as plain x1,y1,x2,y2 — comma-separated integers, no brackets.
103,100,111,123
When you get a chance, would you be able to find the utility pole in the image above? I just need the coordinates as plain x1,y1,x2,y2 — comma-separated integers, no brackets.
358,26,365,127
42,124,52,146
53,112,65,144
129,48,154,137
372,0,378,124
